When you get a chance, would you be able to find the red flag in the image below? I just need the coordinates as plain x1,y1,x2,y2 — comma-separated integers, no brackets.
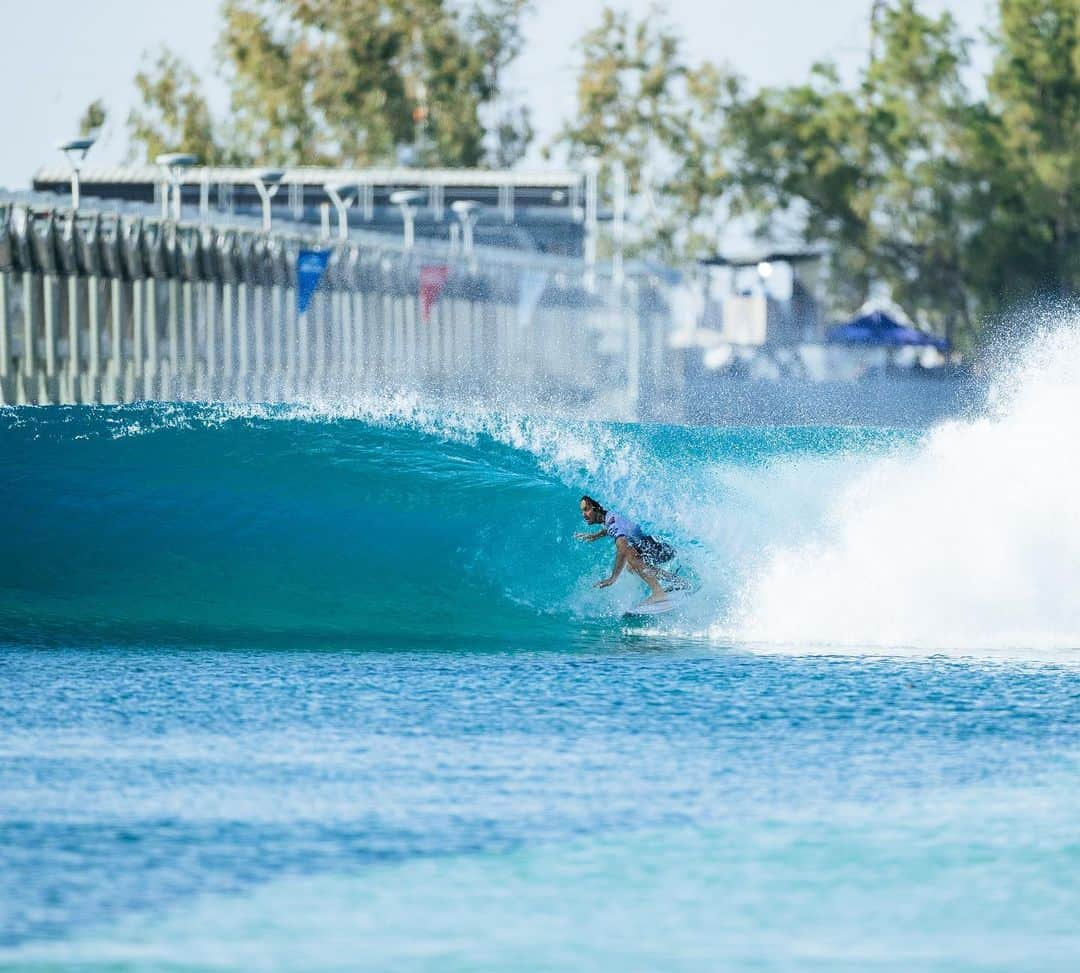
419,264,450,322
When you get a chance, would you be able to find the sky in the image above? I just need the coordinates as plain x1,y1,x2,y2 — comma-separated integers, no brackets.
0,0,996,190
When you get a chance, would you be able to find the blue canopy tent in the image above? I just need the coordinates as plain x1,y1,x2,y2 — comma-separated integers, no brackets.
826,309,948,350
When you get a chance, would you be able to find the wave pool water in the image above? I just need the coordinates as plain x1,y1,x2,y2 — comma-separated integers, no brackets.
2,325,1079,969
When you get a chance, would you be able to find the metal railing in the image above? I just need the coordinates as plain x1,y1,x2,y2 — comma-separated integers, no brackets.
0,194,682,419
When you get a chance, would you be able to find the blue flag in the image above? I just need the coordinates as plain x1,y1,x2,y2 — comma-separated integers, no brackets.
296,249,331,314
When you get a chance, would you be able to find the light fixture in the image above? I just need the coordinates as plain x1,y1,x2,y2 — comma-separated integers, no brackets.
253,169,287,231
450,200,480,255
324,182,356,241
390,189,424,250
155,152,199,220
56,136,96,211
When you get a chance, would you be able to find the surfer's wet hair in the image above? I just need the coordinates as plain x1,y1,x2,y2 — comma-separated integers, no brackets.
581,495,605,515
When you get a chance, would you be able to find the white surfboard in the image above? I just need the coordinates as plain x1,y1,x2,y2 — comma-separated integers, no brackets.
622,588,695,618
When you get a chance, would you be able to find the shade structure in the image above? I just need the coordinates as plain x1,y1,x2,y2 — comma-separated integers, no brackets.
826,309,948,350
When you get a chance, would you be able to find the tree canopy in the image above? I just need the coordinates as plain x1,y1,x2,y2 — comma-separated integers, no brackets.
124,0,534,169
551,4,730,263
110,0,1077,345
556,0,1077,346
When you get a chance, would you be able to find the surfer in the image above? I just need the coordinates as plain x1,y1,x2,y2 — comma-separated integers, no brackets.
575,495,678,604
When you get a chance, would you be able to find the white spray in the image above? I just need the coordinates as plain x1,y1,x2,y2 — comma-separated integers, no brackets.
729,323,1080,654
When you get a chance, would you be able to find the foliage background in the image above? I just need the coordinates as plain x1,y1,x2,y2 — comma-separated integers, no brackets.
86,0,1077,346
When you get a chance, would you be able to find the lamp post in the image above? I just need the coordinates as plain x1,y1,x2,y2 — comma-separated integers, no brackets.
389,189,423,250
199,168,211,223
155,153,199,221
252,169,286,232
324,182,356,242
450,200,480,256
56,137,96,211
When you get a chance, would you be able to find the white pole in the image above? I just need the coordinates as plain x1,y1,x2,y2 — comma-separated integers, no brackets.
314,290,326,385
0,272,8,381
168,279,181,388
223,282,234,381
299,310,310,385
253,284,265,396
182,280,194,389
382,293,393,378
393,295,406,380
22,272,35,380
427,291,438,381
337,289,349,378
206,281,218,393
271,284,284,377
145,278,159,398
67,275,81,401
43,275,58,379
287,302,299,386
133,276,146,386
269,284,282,400
405,292,418,383
109,278,123,402
237,281,249,389
255,185,272,232
87,276,100,387
351,290,363,385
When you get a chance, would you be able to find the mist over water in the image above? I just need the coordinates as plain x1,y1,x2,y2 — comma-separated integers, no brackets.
730,323,1080,655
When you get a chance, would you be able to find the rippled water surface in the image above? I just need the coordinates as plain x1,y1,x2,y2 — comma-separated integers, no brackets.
3,387,1079,970
2,645,1078,971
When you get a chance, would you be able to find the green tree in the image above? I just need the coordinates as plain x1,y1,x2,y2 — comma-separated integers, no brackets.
717,0,1078,347
558,1,1076,345
128,0,534,169
77,99,108,138
127,47,233,164
553,4,730,262
986,0,1079,299
468,0,535,166
719,1,990,342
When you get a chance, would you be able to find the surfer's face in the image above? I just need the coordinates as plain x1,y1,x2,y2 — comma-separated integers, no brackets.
581,500,601,524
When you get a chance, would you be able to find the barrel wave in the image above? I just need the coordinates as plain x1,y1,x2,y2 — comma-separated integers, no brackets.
1,404,588,647
1,399,891,649
4,323,1080,658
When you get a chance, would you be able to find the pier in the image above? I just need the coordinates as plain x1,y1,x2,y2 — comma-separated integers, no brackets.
0,191,679,420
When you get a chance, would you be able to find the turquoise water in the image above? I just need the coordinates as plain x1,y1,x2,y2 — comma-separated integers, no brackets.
2,400,1078,970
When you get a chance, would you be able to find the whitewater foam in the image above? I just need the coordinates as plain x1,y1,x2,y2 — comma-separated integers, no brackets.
729,323,1080,655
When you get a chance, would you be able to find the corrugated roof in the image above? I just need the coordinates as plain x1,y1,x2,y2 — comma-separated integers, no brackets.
33,164,583,189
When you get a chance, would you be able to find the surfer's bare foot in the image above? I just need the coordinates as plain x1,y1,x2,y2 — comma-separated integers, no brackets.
643,591,668,605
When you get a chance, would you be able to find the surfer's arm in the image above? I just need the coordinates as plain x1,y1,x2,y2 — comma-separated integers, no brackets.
595,537,629,587
575,529,607,542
